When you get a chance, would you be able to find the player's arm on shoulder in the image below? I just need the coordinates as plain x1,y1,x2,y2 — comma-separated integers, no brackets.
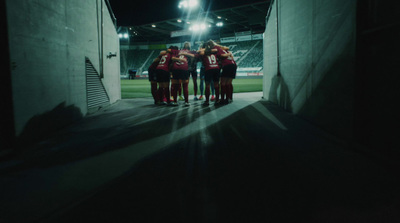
215,44,229,51
172,56,187,63
179,52,195,57
168,48,179,54
179,57,188,62
220,51,233,58
159,50,167,56
203,48,217,55
198,48,205,56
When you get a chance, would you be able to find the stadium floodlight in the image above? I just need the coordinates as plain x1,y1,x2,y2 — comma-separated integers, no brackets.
119,33,129,39
178,0,198,9
189,23,208,32
216,22,223,27
189,0,198,8
178,1,187,8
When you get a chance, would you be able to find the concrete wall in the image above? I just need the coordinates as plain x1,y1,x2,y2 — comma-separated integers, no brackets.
355,0,400,152
6,0,120,137
263,0,356,140
263,0,278,104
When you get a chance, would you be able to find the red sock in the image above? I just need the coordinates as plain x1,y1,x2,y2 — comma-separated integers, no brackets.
178,84,182,97
183,83,189,103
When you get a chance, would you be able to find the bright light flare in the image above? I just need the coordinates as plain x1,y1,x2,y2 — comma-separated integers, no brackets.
189,23,208,32
119,33,129,39
178,0,198,9
189,0,198,7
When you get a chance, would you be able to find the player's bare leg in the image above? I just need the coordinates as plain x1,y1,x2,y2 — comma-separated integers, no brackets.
227,78,234,103
170,79,179,105
220,77,228,104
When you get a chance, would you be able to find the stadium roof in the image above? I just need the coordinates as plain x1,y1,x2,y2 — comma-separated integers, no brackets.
117,1,271,44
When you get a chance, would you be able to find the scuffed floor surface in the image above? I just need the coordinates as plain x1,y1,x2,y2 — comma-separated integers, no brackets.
1,92,399,223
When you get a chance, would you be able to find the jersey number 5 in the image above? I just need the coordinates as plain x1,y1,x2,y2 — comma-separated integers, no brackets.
159,55,167,64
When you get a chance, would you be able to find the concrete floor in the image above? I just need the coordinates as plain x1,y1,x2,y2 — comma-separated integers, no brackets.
1,92,399,222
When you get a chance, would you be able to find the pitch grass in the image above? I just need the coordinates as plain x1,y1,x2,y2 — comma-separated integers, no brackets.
121,78,263,99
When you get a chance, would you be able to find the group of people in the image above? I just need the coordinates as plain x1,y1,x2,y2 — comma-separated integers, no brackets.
147,40,237,106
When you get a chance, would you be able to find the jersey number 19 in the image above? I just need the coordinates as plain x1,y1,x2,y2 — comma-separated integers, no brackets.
207,54,217,65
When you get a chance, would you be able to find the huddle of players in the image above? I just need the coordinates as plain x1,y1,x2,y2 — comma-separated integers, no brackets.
148,40,237,106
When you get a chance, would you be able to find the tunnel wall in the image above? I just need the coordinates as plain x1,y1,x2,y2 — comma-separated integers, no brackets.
6,0,120,137
263,0,356,140
355,1,400,153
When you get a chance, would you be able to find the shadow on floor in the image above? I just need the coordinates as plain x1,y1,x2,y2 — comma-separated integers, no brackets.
1,102,226,174
43,101,400,223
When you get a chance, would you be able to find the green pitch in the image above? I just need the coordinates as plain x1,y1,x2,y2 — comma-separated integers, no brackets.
121,78,263,99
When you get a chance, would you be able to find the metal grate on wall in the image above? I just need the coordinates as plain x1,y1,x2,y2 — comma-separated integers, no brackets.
85,57,110,108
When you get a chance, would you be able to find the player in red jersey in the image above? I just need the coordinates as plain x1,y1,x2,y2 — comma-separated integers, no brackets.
216,46,237,104
170,43,194,106
148,57,160,104
155,47,174,105
199,41,221,106
185,42,201,101
168,46,178,103
205,40,233,104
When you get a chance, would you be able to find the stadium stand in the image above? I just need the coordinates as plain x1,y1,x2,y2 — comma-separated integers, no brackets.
235,40,263,68
222,40,263,68
120,49,156,75
120,39,264,78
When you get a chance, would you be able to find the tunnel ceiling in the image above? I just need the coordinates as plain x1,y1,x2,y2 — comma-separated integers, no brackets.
117,1,270,43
